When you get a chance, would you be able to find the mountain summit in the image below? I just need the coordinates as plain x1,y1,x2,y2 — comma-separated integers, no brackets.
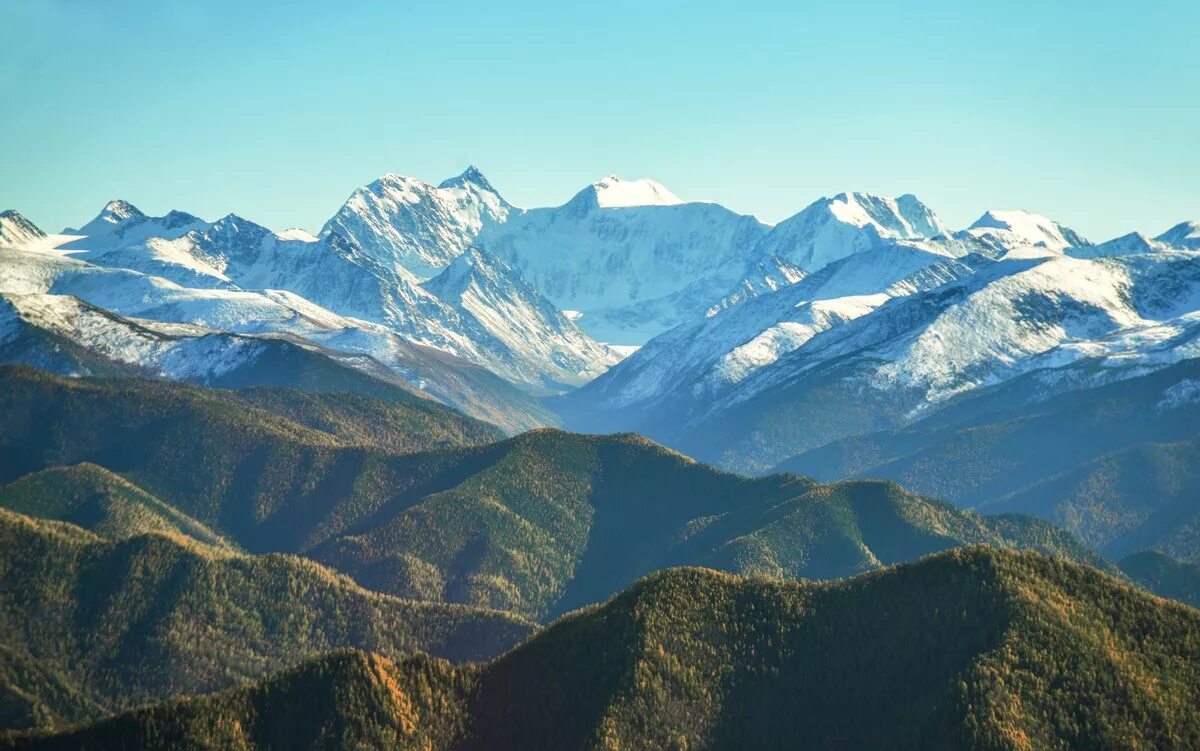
753,191,953,271
437,165,499,194
566,175,684,210
965,209,1088,252
321,170,512,279
0,210,46,249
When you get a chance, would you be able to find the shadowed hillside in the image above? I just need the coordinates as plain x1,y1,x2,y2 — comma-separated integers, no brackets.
777,359,1200,562
0,509,532,733
13,548,1199,750
0,367,1110,621
0,463,232,547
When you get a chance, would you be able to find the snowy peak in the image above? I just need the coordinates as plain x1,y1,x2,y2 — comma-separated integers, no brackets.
62,202,209,252
320,170,512,279
567,176,683,211
70,199,146,235
755,192,952,272
199,213,274,257
0,210,46,249
101,199,145,223
826,192,949,239
1156,221,1200,250
1067,232,1168,259
895,194,951,238
437,165,499,194
966,209,1087,253
275,227,318,242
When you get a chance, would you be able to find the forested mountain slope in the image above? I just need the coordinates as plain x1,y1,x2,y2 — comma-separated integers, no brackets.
15,548,1199,750
0,509,532,734
0,366,1106,621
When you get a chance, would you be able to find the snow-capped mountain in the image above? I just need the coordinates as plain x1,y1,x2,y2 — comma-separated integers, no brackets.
37,195,616,393
61,200,210,252
477,176,770,344
320,166,511,280
568,175,683,209
0,210,47,249
751,192,954,271
961,209,1089,255
568,242,1200,470
8,169,1199,472
558,210,1200,472
556,243,983,431
0,262,553,434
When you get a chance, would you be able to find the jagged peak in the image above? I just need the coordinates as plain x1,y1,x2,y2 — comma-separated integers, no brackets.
437,165,498,194
789,191,946,239
0,209,47,247
101,199,145,222
367,172,430,191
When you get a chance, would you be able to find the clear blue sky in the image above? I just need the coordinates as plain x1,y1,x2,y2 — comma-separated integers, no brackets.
3,0,1197,241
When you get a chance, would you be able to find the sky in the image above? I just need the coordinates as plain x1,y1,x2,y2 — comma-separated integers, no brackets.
3,0,1197,241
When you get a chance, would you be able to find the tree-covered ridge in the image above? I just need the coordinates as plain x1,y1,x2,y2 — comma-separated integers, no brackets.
230,386,503,452
0,509,532,734
15,548,1200,750
0,463,232,548
0,366,1112,621
1120,550,1200,609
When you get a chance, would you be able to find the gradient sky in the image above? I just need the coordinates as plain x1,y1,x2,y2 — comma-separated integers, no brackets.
3,0,1197,241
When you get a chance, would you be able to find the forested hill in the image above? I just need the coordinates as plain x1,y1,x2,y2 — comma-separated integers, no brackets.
2,366,1109,621
13,547,1199,750
0,509,532,733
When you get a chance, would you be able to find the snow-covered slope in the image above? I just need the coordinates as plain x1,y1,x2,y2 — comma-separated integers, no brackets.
752,192,954,271
61,201,209,252
0,247,555,431
1066,231,1170,259
38,198,615,393
422,247,620,388
1157,221,1200,250
0,291,282,382
477,176,770,344
963,209,1089,254
0,289,555,434
554,195,1200,472
667,249,1200,470
556,243,982,430
320,166,511,280
0,211,47,249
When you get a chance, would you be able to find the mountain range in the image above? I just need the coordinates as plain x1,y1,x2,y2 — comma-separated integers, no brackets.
559,212,1200,474
3,169,1200,748
6,174,1200,560
0,363,1195,744
0,366,1109,622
